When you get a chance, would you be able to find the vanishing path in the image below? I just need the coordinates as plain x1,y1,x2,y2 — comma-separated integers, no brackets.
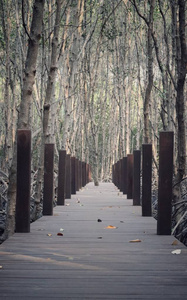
0,183,187,299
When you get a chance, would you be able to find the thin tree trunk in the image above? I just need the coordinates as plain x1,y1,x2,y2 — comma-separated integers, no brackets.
144,0,155,143
133,0,155,144
175,0,186,182
172,0,186,207
35,0,62,215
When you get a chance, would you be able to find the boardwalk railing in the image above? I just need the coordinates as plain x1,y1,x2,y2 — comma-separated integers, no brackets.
16,129,91,233
16,130,31,233
15,129,173,236
112,131,174,235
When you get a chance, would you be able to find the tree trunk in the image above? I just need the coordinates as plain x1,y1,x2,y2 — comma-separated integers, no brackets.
143,0,155,144
34,0,62,216
0,0,13,172
172,0,186,206
3,0,45,240
176,0,186,181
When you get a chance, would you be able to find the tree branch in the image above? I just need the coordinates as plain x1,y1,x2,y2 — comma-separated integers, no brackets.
130,0,149,25
22,0,32,40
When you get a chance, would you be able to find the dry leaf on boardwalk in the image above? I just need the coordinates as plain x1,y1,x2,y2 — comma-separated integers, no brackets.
172,240,178,246
129,239,142,243
171,249,181,255
57,232,63,236
47,233,52,237
105,225,117,229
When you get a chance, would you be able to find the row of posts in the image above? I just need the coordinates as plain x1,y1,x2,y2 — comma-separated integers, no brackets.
16,129,91,233
112,131,174,235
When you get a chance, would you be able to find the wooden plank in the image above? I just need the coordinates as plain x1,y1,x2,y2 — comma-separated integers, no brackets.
0,183,187,300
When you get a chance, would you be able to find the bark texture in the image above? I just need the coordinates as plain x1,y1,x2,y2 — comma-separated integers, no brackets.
3,0,45,239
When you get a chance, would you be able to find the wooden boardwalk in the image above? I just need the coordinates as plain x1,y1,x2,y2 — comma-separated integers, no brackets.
0,183,187,299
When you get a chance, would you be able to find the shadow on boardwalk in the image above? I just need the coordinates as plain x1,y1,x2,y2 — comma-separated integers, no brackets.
0,183,187,299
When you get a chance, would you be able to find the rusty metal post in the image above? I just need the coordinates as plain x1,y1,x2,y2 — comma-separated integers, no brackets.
120,159,123,192
88,164,91,182
82,162,85,187
77,160,80,190
84,162,86,186
117,160,120,190
120,158,125,194
112,164,116,185
84,162,87,186
85,163,88,185
117,161,120,189
71,156,76,195
16,130,31,233
85,163,87,184
142,144,152,216
113,163,116,186
112,165,114,183
81,162,84,187
114,163,117,186
115,162,117,186
119,160,121,190
65,154,71,199
57,150,66,205
127,154,133,199
79,160,82,189
123,157,127,195
121,158,125,194
43,144,54,216
133,150,141,206
118,160,121,190
157,132,174,235
114,163,116,186
75,158,79,191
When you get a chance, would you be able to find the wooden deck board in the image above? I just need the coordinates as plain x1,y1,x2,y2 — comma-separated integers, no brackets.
0,182,187,299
